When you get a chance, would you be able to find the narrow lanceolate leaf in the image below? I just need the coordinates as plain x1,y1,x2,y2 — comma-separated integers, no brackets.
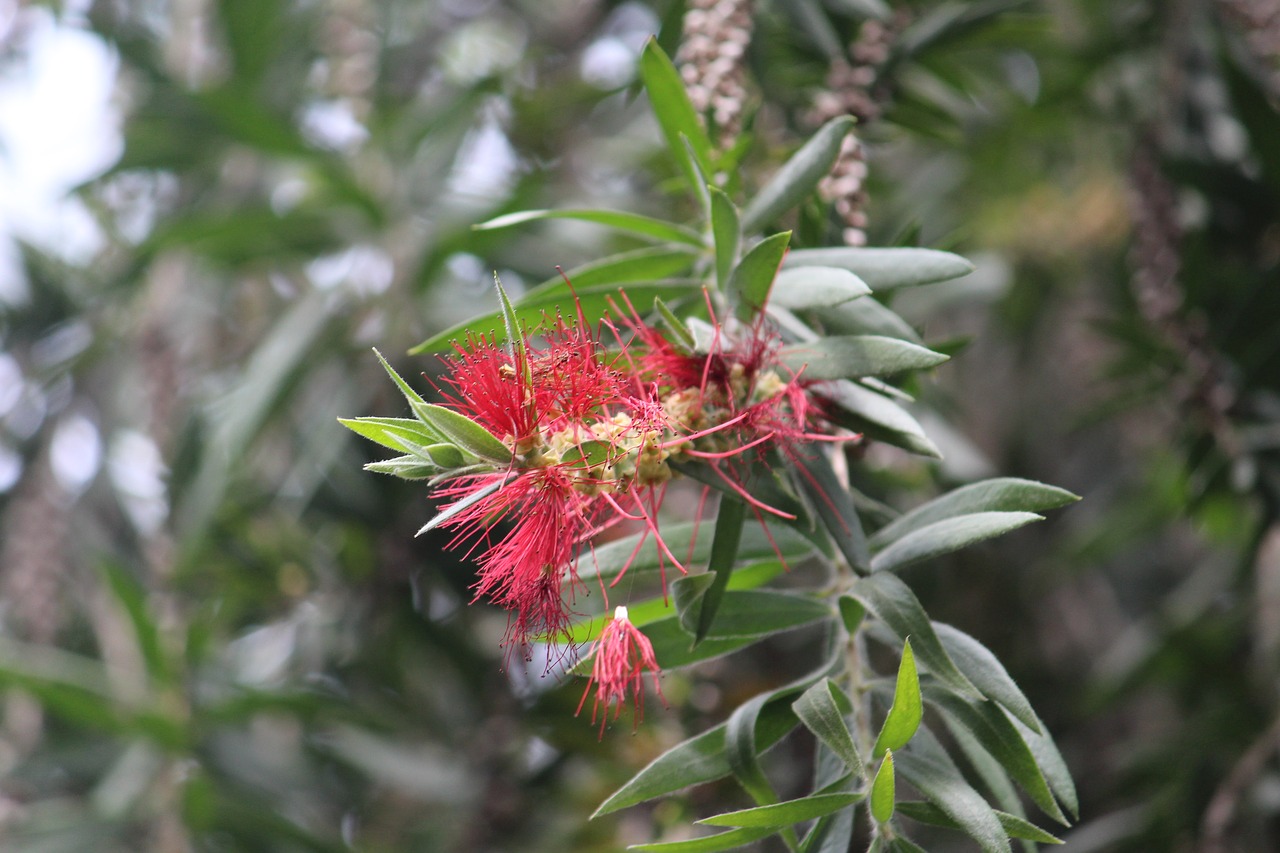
873,640,922,759
699,793,864,828
415,477,508,536
895,801,1064,845
562,560,785,645
782,247,974,291
793,679,864,778
338,416,445,454
869,512,1043,573
849,573,979,698
710,186,741,291
820,296,923,344
639,37,714,194
372,347,428,406
411,275,698,353
870,751,896,824
580,520,814,580
793,444,870,572
727,693,785,810
870,478,1079,551
924,685,1067,825
895,750,1010,853
593,691,801,816
473,208,703,245
742,116,856,233
728,231,791,315
694,498,748,645
771,266,871,310
1012,714,1079,821
654,296,696,351
493,273,530,388
409,402,512,464
363,456,440,479
99,562,168,684
815,380,941,458
933,622,1040,734
627,826,775,852
780,335,948,381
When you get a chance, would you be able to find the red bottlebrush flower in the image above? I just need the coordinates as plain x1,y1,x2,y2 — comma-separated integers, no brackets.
577,606,664,733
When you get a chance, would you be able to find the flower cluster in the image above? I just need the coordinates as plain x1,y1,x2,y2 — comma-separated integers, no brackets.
381,294,846,720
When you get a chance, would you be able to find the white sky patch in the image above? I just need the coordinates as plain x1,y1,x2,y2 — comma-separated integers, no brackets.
0,10,121,286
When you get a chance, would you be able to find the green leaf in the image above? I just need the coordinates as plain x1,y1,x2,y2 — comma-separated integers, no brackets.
99,561,168,684
895,801,1063,844
849,573,979,698
527,245,701,294
563,560,786,645
493,273,531,389
655,296,696,351
628,827,776,852
793,679,864,778
742,116,855,233
874,640,922,758
933,623,1040,735
727,231,792,315
924,685,1067,825
594,692,801,816
870,479,1079,551
699,793,864,828
792,445,870,572
780,336,948,381
838,596,866,633
580,520,814,580
818,296,923,344
870,751,896,823
726,693,786,813
416,477,508,536
694,498,748,644
372,347,428,407
422,443,467,468
669,588,832,641
771,266,872,310
338,416,446,454
411,279,698,353
870,512,1043,573
640,38,714,194
473,208,702,245
815,380,941,458
363,456,440,479
783,248,974,291
895,750,1010,853
710,186,741,290
410,402,512,463
1011,715,1079,821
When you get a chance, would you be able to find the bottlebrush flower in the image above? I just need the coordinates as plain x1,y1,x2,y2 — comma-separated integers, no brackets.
577,606,664,732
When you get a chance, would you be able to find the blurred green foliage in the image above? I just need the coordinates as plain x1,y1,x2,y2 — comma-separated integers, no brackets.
0,0,1277,850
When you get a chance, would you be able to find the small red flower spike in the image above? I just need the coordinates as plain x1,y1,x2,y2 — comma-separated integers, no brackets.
577,606,664,734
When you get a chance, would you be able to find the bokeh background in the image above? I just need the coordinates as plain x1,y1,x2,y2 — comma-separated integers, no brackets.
0,0,1278,850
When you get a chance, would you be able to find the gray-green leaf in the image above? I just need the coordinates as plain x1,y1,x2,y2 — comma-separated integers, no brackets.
742,116,855,233
771,266,872,309
793,679,864,778
783,247,973,291
870,512,1043,573
780,335,948,381
870,478,1078,551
